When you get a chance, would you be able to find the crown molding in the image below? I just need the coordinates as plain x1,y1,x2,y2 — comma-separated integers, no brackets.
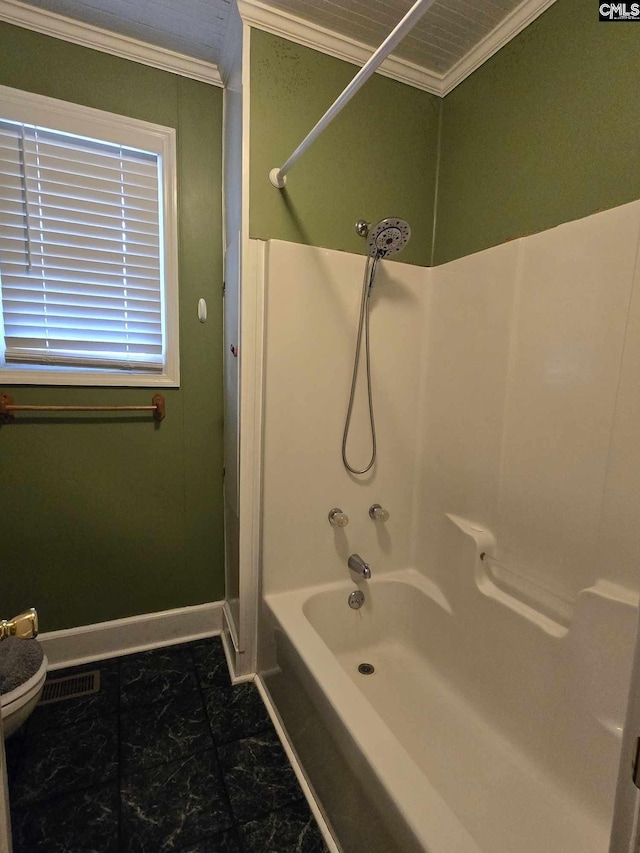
440,0,557,96
0,0,556,95
237,0,444,95
238,0,556,97
0,0,223,87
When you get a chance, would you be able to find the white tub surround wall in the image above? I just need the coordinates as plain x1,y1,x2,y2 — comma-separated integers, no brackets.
417,200,640,621
496,207,639,603
260,239,428,596
609,248,640,851
257,199,640,852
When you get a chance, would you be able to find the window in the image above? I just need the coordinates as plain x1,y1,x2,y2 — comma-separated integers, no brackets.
0,85,179,386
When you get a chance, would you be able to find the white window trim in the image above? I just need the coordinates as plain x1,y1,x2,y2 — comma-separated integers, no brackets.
0,84,180,387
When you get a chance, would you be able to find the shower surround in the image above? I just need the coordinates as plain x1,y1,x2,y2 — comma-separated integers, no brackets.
255,200,640,851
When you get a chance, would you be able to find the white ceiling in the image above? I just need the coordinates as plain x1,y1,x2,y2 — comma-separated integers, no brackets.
11,0,233,63
262,0,525,76
8,0,554,90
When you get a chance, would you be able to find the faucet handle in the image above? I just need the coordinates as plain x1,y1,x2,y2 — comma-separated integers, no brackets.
369,504,390,522
328,508,349,528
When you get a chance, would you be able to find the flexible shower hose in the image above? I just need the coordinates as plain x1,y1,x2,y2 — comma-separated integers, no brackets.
342,254,379,475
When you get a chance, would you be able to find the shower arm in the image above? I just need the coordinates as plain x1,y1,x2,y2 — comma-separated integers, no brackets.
268,0,438,189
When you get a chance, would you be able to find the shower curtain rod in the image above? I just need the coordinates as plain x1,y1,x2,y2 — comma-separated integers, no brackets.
268,0,438,190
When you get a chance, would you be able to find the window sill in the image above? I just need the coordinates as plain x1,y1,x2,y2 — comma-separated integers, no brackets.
0,367,180,388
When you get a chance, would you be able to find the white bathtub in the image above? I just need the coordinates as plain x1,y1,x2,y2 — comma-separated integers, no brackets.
263,568,636,852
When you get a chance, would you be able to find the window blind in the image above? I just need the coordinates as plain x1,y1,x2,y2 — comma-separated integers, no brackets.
0,119,164,371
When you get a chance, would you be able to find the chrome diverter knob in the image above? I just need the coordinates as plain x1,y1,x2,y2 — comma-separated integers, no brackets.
369,503,390,522
328,508,349,528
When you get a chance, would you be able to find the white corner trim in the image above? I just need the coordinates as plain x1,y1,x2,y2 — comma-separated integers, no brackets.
237,0,444,95
238,0,556,97
236,237,266,678
219,0,243,87
220,629,254,684
0,0,223,87
254,675,341,853
440,0,558,96
39,601,224,670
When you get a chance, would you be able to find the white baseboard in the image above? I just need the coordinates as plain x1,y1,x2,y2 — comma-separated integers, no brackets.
254,674,341,853
39,601,224,670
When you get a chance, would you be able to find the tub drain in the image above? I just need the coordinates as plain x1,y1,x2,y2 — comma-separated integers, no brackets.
358,663,375,675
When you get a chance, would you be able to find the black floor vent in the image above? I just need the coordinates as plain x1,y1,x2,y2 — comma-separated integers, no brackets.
39,671,100,705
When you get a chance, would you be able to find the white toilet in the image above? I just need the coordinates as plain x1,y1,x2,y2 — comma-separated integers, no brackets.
1,610,48,738
1,653,48,738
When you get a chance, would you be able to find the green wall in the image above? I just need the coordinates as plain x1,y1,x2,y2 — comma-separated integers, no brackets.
0,23,224,630
249,30,440,267
250,1,640,267
435,0,640,264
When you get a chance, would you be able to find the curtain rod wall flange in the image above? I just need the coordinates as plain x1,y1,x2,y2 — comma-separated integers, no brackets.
269,168,286,188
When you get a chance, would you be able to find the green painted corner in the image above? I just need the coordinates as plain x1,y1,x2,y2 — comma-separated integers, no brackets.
434,0,640,264
0,24,225,630
249,1,640,268
249,30,440,267
177,77,225,589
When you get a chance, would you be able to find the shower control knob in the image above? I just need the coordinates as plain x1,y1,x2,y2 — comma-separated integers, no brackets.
328,508,349,528
369,504,390,522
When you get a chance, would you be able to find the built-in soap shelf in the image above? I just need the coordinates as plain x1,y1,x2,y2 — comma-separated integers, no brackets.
446,513,574,636
447,513,640,638
480,553,576,628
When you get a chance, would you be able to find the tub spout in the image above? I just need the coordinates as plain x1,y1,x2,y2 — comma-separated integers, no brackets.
348,554,371,579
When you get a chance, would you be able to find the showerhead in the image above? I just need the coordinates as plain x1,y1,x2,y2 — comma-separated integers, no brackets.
366,218,411,258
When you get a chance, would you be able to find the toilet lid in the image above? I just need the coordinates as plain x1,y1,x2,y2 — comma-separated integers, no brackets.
0,637,44,696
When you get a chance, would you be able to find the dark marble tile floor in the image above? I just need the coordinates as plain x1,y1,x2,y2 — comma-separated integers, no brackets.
6,637,329,853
